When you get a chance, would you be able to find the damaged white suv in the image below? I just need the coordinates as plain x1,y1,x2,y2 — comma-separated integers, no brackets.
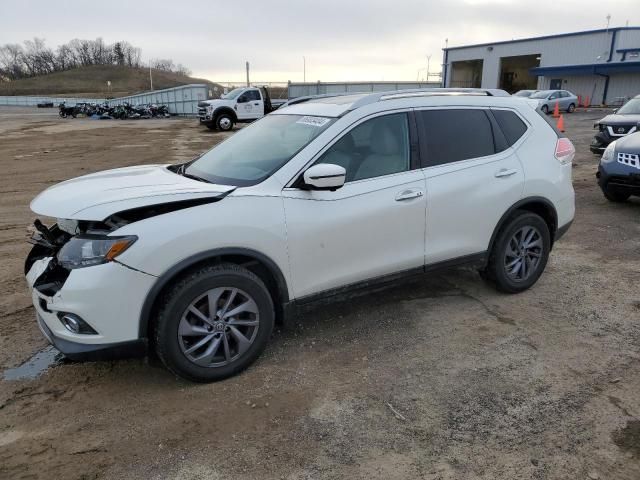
26,89,575,382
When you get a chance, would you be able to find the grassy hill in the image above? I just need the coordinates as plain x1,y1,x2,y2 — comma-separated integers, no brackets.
0,65,222,98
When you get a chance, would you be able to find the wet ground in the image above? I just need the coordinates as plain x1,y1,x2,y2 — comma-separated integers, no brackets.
0,106,639,479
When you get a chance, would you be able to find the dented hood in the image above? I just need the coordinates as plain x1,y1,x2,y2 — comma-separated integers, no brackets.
30,164,235,220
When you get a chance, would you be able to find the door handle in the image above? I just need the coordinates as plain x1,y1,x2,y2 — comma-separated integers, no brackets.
495,168,518,178
254,102,260,106
395,189,424,201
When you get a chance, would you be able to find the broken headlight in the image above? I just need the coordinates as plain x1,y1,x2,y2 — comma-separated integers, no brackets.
57,235,137,269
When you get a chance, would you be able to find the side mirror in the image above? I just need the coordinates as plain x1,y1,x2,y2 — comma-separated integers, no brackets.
303,164,346,191
238,96,247,103
613,108,618,113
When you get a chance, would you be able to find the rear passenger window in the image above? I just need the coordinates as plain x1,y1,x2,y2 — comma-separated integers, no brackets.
417,109,496,166
493,109,528,146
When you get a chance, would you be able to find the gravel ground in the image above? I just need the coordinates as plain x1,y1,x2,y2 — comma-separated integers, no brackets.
0,106,638,480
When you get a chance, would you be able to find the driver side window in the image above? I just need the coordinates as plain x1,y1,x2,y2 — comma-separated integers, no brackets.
315,113,410,182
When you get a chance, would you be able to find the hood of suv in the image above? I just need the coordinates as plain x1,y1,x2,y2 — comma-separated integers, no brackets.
597,113,640,127
615,131,640,154
30,164,234,220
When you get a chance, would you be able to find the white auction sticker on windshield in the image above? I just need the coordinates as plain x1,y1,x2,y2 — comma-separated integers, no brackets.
296,116,331,127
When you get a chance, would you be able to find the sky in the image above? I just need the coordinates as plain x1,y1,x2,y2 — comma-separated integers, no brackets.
1,0,639,83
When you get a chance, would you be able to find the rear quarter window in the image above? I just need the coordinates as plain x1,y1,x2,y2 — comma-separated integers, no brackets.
492,109,528,146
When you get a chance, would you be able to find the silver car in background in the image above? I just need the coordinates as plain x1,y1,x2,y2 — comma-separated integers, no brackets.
530,90,578,114
513,90,539,98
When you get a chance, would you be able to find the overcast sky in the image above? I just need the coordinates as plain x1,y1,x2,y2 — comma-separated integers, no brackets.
1,0,639,83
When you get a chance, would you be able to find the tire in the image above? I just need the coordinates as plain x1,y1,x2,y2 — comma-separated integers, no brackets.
602,188,630,203
216,113,234,131
155,264,274,382
567,103,575,113
541,104,549,114
482,211,551,293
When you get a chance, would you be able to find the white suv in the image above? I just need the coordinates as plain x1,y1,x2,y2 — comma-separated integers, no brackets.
25,89,575,382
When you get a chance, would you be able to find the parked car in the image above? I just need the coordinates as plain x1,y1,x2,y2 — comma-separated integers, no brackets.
530,90,578,114
590,95,640,153
25,88,575,382
197,86,285,131
596,131,640,202
513,90,538,98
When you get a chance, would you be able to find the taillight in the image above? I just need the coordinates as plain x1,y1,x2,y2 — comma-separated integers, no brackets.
555,137,575,165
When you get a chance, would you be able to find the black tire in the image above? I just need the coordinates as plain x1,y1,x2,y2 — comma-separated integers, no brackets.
482,211,551,293
154,264,274,382
216,113,234,131
541,104,549,114
602,188,630,203
567,103,575,113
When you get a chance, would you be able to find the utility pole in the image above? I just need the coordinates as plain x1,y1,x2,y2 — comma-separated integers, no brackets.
149,62,153,90
246,61,250,87
606,14,611,30
303,56,306,83
426,54,432,82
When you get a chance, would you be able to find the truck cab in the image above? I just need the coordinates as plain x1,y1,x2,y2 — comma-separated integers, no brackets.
198,86,277,131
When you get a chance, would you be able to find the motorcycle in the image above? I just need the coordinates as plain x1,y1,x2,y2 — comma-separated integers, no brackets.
58,102,78,118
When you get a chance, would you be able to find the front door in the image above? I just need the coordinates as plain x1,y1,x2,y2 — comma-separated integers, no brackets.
282,112,427,299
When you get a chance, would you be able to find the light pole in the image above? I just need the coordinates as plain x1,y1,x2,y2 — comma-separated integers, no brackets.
426,55,432,82
303,56,306,83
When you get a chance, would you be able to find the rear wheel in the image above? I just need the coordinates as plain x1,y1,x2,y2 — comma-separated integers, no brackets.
602,188,630,203
155,264,274,382
482,211,551,293
567,103,575,113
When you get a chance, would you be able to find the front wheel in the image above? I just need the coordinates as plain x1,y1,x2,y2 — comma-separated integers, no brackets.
216,113,234,131
154,264,274,382
567,103,575,113
482,211,551,293
541,104,549,114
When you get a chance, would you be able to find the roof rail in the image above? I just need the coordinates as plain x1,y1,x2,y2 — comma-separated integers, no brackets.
348,88,510,110
280,93,356,108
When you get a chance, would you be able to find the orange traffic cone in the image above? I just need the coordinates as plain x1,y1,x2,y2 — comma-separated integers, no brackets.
577,95,583,107
552,102,560,118
557,114,565,132
584,96,590,107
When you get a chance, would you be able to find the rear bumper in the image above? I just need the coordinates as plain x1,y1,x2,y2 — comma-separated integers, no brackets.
36,313,146,361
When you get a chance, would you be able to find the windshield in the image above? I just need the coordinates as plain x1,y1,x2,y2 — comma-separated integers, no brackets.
530,90,551,99
222,88,244,100
514,91,532,97
185,114,335,186
617,98,640,115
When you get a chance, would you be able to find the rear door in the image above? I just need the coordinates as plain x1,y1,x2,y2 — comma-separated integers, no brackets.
416,107,526,265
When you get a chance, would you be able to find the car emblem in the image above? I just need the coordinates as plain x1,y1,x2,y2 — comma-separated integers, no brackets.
617,127,626,134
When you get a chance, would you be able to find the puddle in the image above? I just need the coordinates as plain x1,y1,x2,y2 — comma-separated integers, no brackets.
3,346,64,381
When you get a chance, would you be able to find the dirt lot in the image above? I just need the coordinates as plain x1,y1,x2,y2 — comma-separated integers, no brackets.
0,106,639,480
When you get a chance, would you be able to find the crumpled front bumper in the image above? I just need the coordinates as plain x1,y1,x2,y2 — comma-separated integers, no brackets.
26,257,156,359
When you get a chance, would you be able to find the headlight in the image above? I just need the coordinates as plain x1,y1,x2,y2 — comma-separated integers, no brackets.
57,235,137,269
601,141,616,163
207,105,214,112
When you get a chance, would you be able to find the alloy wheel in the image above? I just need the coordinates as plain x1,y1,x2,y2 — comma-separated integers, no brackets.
503,226,543,282
178,287,259,367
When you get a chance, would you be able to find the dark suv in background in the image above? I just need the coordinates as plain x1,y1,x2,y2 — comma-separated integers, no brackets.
591,95,640,154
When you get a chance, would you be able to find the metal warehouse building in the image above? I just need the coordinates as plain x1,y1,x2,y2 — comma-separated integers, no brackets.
442,27,640,105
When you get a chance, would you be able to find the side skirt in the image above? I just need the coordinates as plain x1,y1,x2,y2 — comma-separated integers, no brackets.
280,252,487,328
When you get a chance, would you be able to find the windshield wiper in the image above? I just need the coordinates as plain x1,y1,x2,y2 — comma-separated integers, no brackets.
182,171,213,183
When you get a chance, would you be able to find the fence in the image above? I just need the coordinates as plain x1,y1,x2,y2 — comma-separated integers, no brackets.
287,81,442,99
0,84,209,116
